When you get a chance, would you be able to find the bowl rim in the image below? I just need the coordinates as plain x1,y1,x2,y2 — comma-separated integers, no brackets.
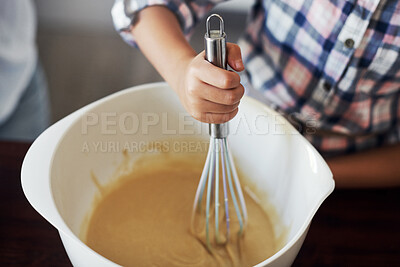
22,82,334,266
239,97,334,266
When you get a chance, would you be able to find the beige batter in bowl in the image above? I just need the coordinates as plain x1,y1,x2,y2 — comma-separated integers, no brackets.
21,82,334,266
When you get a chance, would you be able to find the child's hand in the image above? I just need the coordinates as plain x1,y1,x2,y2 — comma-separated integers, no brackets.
177,43,245,124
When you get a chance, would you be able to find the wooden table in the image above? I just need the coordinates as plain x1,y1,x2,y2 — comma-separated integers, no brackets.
1,141,399,266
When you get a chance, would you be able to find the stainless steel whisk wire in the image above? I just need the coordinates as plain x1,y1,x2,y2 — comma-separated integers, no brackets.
191,14,248,251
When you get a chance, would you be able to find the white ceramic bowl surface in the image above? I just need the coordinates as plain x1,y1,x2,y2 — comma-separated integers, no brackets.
21,82,334,266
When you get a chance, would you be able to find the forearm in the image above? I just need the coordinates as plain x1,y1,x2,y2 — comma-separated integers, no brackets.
130,6,196,92
130,6,245,124
327,144,400,188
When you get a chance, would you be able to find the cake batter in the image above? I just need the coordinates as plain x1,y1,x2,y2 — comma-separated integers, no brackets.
85,153,277,266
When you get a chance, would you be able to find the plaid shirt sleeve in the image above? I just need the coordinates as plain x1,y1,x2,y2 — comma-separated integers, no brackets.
111,0,224,46
112,0,400,157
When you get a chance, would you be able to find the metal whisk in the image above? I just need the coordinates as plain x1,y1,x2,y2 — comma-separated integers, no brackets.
191,14,248,251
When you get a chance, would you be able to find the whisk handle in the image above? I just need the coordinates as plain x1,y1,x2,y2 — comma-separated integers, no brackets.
205,14,227,70
205,14,228,139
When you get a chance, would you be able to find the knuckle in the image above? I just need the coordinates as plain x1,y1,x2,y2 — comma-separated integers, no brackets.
228,85,244,104
220,114,231,124
226,110,238,122
187,62,200,78
205,113,216,123
238,84,245,97
232,108,239,118
224,91,237,105
186,84,197,96
221,74,234,88
209,114,220,124
229,102,240,112
216,110,238,124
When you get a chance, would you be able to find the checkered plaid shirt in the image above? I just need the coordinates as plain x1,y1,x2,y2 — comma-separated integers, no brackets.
112,0,400,157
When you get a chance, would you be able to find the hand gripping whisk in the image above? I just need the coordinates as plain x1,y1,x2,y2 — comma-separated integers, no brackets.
191,14,248,251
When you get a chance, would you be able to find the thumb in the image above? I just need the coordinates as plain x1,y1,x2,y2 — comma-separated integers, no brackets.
226,43,244,71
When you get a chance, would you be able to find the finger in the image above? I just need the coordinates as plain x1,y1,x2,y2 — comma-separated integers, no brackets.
188,80,244,105
193,108,239,124
226,43,244,71
192,98,240,114
195,51,241,89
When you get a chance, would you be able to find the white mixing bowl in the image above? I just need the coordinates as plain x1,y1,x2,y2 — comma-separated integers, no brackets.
21,82,334,266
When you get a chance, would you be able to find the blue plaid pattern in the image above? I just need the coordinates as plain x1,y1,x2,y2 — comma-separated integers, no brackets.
112,0,400,156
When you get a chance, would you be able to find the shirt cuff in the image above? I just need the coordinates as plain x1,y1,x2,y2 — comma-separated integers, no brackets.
111,0,214,47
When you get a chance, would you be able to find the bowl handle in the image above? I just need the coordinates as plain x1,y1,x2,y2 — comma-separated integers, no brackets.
21,111,83,230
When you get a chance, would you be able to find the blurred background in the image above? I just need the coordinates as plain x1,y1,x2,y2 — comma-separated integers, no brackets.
34,0,252,122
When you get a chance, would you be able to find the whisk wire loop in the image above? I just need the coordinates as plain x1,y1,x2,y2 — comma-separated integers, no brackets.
192,141,212,212
220,140,230,240
228,142,248,226
214,139,220,244
205,145,215,250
